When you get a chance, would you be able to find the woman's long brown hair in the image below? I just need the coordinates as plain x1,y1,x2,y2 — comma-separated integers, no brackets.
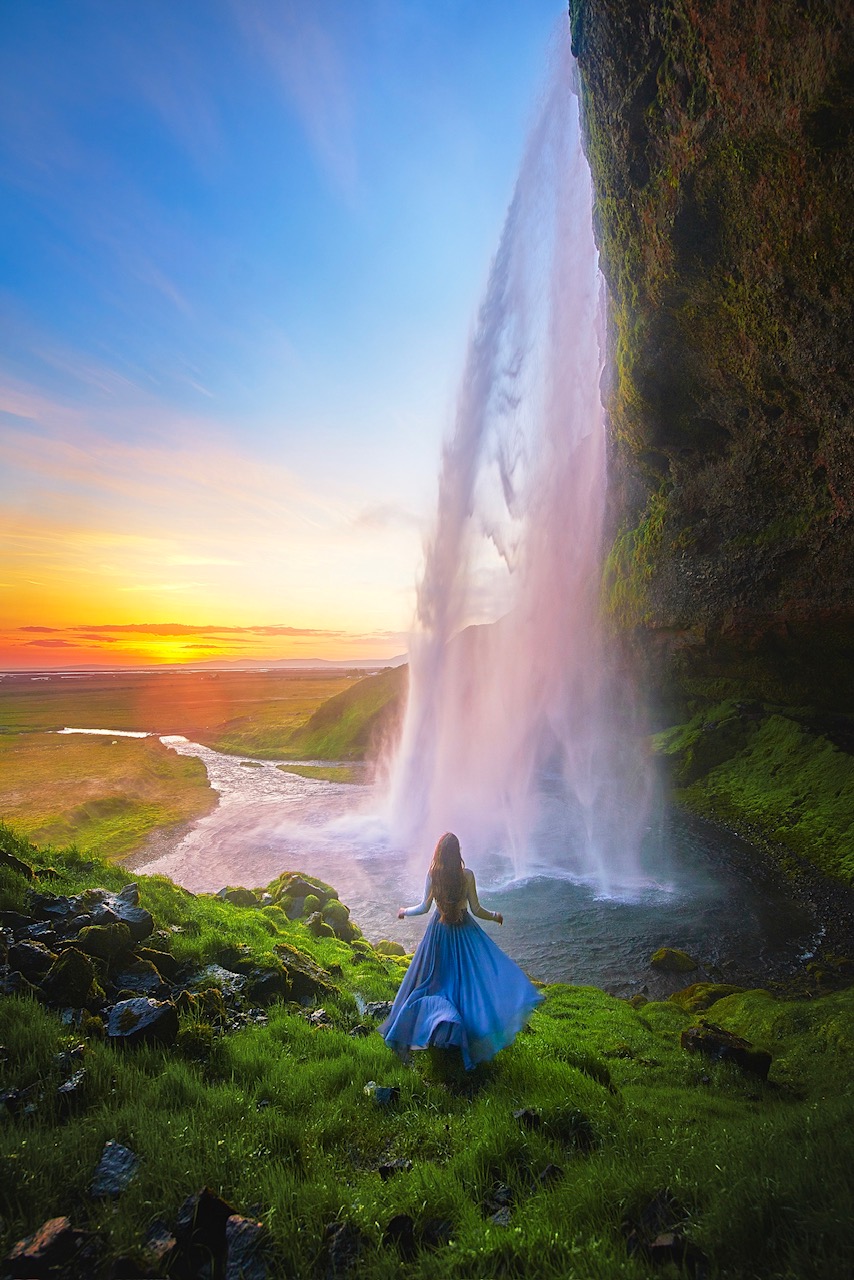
429,832,466,923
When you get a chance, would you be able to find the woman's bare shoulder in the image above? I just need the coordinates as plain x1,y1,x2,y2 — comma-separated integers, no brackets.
463,867,476,883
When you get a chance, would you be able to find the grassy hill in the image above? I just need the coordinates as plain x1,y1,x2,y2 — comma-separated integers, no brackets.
1,823,853,1278
285,666,407,761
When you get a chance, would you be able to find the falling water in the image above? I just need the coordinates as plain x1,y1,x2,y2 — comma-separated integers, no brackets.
387,35,655,894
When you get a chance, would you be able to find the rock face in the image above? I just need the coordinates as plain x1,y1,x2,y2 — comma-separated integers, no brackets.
570,0,853,711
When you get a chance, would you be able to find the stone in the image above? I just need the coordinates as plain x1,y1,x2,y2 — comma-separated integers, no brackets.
26,892,76,924
7,940,56,982
309,1007,333,1027
137,946,182,979
225,1214,267,1280
323,1221,366,1277
5,1217,91,1277
217,886,259,908
363,1001,393,1020
669,983,747,1014
373,1085,399,1108
118,883,140,905
681,1022,772,1079
650,948,698,973
302,893,322,918
143,1222,177,1272
176,1188,237,1274
113,958,168,997
1,1084,38,1118
373,939,405,957
378,1158,412,1180
75,923,133,960
0,909,34,932
1,850,34,879
40,948,101,1009
245,965,289,1006
306,911,335,938
56,1068,87,1117
420,1219,453,1250
0,971,41,999
513,1107,542,1129
190,964,247,999
273,942,335,1003
107,998,179,1047
90,1140,139,1197
383,1214,417,1262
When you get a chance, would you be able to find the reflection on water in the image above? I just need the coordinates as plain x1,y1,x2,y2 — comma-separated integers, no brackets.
135,736,816,991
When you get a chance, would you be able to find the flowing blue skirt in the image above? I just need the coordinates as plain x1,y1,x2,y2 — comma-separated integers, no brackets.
380,911,544,1070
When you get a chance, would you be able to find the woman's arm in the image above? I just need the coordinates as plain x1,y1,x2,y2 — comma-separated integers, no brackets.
397,874,434,920
465,869,503,924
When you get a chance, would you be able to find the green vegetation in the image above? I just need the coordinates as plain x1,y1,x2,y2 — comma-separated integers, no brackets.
277,764,363,784
654,702,854,883
1,827,853,1277
0,733,215,862
286,666,406,761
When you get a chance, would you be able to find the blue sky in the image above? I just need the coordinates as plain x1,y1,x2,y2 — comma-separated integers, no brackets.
0,0,566,664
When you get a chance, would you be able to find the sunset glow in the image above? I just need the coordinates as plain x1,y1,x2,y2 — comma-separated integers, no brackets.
1,1,559,668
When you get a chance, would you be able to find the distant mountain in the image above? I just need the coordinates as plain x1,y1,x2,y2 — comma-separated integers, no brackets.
3,655,408,674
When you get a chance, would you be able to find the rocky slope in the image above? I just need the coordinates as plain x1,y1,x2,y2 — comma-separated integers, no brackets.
570,0,853,712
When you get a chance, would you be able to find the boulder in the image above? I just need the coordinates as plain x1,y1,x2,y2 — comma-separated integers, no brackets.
0,850,34,880
136,946,182,979
669,983,747,1014
306,911,335,939
373,940,405,957
218,886,259,908
107,998,178,1048
273,942,336,1003
40,948,103,1009
90,1140,139,1198
681,1021,772,1079
113,958,168,997
302,893,322,917
75,923,133,960
176,1188,237,1276
363,1001,393,1021
225,1214,268,1280
4,1217,92,1278
650,947,698,973
245,965,289,1006
323,1221,367,1278
7,940,56,982
189,964,247,1000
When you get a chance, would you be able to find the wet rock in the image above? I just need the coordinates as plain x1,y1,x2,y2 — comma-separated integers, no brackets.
118,883,140,905
378,1158,412,1180
277,875,334,905
27,893,77,924
225,1214,267,1280
190,964,247,1000
669,983,747,1014
513,1107,542,1130
56,1068,87,1118
113,958,168,997
245,965,289,1006
1,1084,39,1118
302,893,322,918
143,1221,178,1273
218,886,259,908
1,850,34,879
373,939,405,957
681,1021,772,1080
348,1024,371,1038
0,909,35,933
309,1007,333,1028
90,1140,139,1198
323,1221,366,1278
650,947,698,973
7,940,56,982
176,1188,237,1275
41,948,102,1009
363,1001,393,1020
107,998,178,1048
273,941,335,1003
5,1216,93,1278
306,911,335,939
383,1214,417,1262
74,923,133,960
0,970,41,999
321,899,353,940
136,946,181,979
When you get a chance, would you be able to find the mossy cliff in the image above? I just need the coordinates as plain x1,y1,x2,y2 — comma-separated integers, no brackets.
569,0,853,712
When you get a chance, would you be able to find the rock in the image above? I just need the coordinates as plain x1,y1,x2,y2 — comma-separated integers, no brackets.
420,1219,453,1250
1,1084,39,1118
363,1001,393,1020
650,948,698,973
225,1214,267,1280
113,958,168,997
1,850,34,879
40,948,102,1009
309,1007,333,1028
378,1158,412,1180
321,898,350,932
348,1024,371,1038
107,998,179,1047
373,939,405,957
513,1107,542,1129
190,964,247,999
0,909,34,932
302,893,321,917
273,942,336,1003
323,1222,366,1278
363,1081,399,1107
176,1188,238,1275
56,1068,87,1118
218,886,259,908
276,874,335,906
5,1217,92,1278
26,892,77,924
0,971,41,1000
383,1214,417,1262
136,946,181,979
489,1206,512,1226
90,1140,139,1198
537,1162,564,1186
143,1222,177,1273
306,911,335,939
7,940,56,982
681,1021,772,1080
118,883,140,906
74,923,133,960
669,983,747,1014
245,965,289,1006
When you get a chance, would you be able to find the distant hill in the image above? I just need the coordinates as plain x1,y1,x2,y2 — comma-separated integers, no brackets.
286,665,408,760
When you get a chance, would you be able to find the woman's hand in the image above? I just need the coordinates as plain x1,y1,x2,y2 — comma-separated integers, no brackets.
397,908,406,920
494,912,504,925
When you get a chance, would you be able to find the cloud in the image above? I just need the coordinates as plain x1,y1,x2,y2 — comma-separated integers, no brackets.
352,503,423,532
24,638,81,649
20,625,61,633
66,622,347,637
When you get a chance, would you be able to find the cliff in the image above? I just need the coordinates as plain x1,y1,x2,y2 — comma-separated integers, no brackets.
569,0,853,712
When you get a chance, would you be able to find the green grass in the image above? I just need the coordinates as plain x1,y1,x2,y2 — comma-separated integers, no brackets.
285,666,406,760
0,733,216,862
277,764,363,784
1,829,853,1277
654,706,854,883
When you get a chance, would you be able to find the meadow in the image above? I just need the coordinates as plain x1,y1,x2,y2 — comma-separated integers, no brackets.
1,824,852,1279
0,668,400,862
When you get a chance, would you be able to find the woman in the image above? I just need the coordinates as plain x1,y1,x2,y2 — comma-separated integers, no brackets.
380,832,543,1070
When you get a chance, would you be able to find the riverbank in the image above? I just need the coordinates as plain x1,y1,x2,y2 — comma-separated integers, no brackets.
2,825,854,1279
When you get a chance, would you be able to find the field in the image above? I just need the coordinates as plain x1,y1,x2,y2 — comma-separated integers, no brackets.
0,668,383,861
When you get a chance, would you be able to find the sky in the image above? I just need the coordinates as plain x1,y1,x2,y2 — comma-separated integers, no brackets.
0,0,565,668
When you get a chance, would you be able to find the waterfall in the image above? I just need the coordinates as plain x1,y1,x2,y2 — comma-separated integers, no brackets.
386,32,654,894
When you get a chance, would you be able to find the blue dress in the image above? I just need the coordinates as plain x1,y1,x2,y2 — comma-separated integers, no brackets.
380,875,543,1070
